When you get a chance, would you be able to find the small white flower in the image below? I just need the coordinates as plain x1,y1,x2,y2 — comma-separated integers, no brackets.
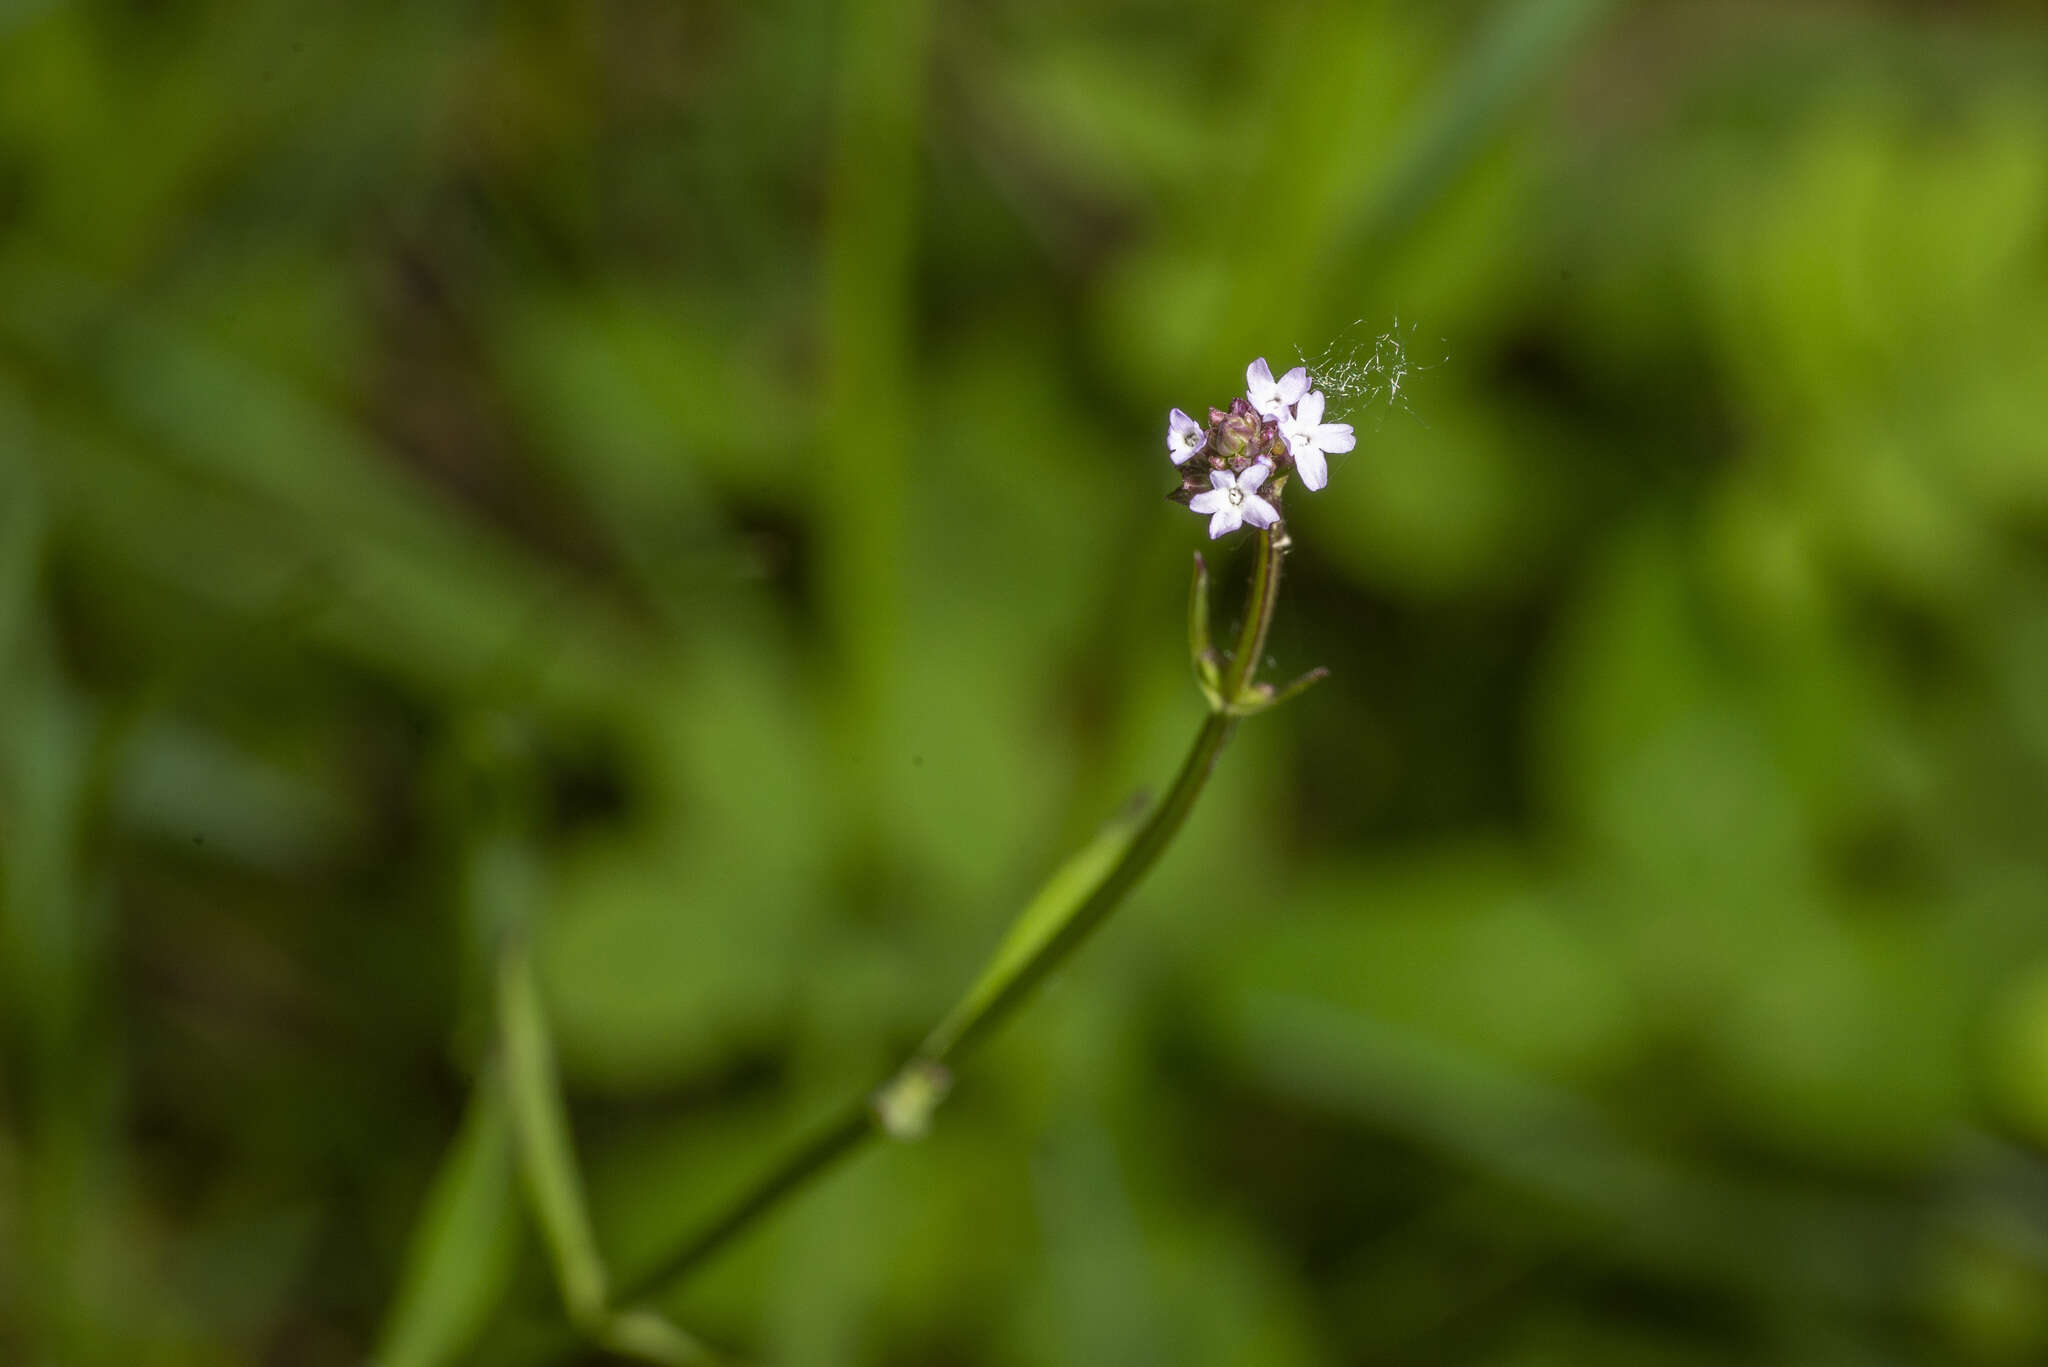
1246,357,1309,420
1280,389,1354,492
1167,407,1205,465
1189,462,1280,540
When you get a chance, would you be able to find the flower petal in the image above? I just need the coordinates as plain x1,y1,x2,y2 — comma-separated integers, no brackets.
1293,389,1324,427
1238,461,1272,494
1189,489,1226,514
1242,495,1280,529
1278,367,1310,406
1208,506,1243,539
1246,357,1291,417
1294,447,1328,492
1317,423,1355,455
1209,468,1235,491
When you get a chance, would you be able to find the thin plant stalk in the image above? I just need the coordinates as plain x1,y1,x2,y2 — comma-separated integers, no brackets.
615,528,1293,1309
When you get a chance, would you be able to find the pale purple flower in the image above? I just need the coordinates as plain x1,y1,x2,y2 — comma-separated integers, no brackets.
1280,389,1354,492
1189,462,1280,540
1167,407,1205,465
1246,357,1309,420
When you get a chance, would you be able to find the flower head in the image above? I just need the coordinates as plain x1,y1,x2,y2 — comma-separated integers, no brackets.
1279,389,1355,492
1246,357,1309,420
1166,407,1204,465
1163,357,1356,528
1189,462,1279,540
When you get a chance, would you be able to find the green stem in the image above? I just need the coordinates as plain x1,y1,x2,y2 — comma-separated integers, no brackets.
612,528,1286,1314
924,709,1233,1063
615,1104,870,1305
1224,528,1284,700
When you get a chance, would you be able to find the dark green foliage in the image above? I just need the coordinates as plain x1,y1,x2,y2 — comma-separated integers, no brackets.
4,1,2048,1362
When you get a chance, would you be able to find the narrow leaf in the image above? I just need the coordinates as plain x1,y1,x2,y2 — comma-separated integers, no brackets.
918,799,1146,1061
373,1071,522,1367
1267,665,1331,708
598,1308,720,1366
498,940,608,1325
1187,551,1214,681
1228,666,1329,716
1337,0,1618,260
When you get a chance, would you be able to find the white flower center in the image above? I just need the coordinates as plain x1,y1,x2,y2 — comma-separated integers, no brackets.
1226,488,1244,506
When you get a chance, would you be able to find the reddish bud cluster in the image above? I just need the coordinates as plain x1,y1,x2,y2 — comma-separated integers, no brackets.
1167,397,1294,507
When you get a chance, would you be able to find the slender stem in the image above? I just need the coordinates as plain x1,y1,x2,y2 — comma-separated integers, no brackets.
609,529,1285,1316
615,1103,870,1305
930,707,1234,1063
611,716,1233,1308
1225,529,1283,699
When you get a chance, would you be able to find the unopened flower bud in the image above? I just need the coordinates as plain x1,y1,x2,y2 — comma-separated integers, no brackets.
1211,398,1262,464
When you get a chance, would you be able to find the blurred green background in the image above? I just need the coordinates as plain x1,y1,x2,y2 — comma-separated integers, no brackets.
6,0,2048,1362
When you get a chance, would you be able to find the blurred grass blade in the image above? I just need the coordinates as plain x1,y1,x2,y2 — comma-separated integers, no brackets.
1229,993,1906,1309
1334,0,1619,262
0,454,107,1361
373,1068,523,1367
0,448,36,662
818,0,931,820
497,940,608,1326
918,800,1146,1061
597,1309,719,1366
0,258,650,714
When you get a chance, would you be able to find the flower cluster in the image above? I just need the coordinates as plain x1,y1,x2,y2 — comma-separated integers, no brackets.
1165,358,1356,539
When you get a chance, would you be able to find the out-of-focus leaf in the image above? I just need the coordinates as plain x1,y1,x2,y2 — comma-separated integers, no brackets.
1214,847,1637,1082
1226,993,1911,1313
373,1074,523,1367
499,943,607,1324
596,1309,716,1366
